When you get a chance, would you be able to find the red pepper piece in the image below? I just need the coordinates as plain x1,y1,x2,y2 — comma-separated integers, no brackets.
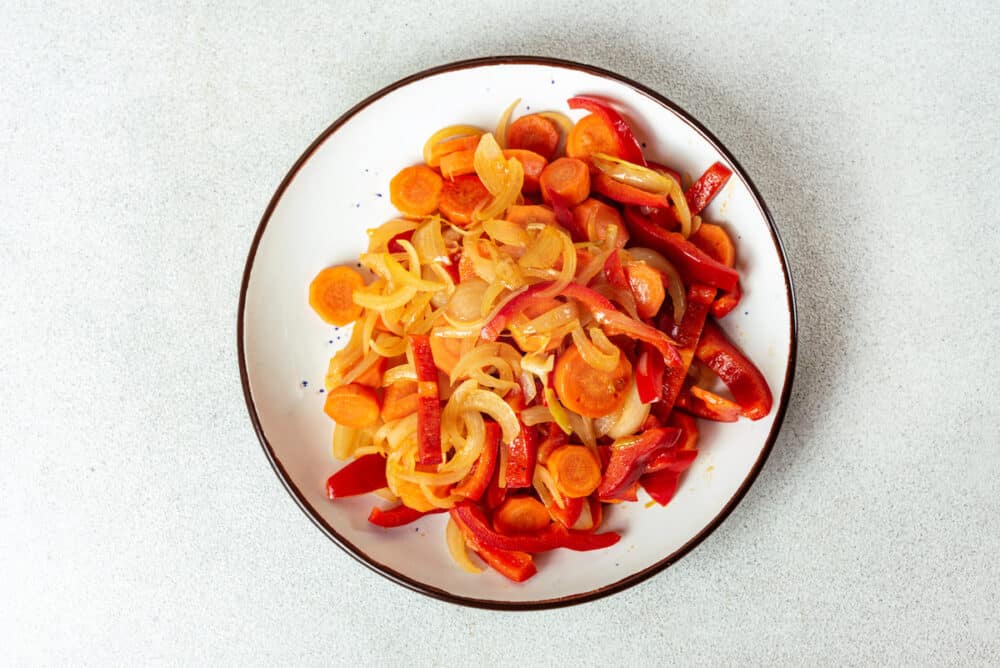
658,283,716,411
622,207,739,292
669,411,700,451
694,320,772,420
386,229,415,253
603,248,629,290
367,505,444,528
640,469,680,506
711,281,742,318
635,342,666,404
567,95,646,165
450,506,537,582
484,458,508,511
450,502,621,553
479,283,552,341
645,446,698,474
409,335,443,465
597,427,682,501
325,454,388,499
592,173,668,208
685,162,732,216
676,385,741,422
647,160,682,186
453,422,501,501
504,421,538,489
546,495,584,529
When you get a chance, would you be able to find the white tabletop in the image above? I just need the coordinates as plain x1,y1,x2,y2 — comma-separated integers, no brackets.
2,2,998,665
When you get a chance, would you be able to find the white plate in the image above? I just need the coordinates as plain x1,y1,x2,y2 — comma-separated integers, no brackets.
238,57,796,609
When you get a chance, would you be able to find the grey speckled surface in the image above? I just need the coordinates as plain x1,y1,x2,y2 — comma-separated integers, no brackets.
2,1,998,665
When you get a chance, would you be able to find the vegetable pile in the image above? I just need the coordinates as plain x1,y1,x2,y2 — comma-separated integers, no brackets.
309,96,772,582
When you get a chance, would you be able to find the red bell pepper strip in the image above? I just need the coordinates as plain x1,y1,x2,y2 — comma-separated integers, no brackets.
658,283,716,411
386,229,415,253
711,281,742,318
622,207,739,292
479,283,553,342
546,495,584,529
685,162,732,216
504,421,538,489
452,421,501,501
450,502,621,553
325,454,388,499
597,427,682,501
603,248,629,290
645,446,698,474
367,505,444,528
567,95,646,165
640,469,680,506
450,506,536,582
635,342,666,404
676,384,741,422
669,411,700,451
647,161,682,186
592,173,668,208
694,320,773,420
484,457,508,511
409,335,443,465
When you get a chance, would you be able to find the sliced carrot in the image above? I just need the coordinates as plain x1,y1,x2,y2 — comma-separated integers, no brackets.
506,114,560,161
566,113,620,160
625,261,667,319
438,149,476,180
504,149,548,194
323,383,381,429
571,198,628,246
438,174,490,226
381,380,419,421
429,330,463,375
353,356,387,388
492,496,551,535
546,445,602,498
505,204,556,226
552,344,631,418
690,223,736,267
428,134,480,168
308,265,365,326
389,165,443,216
539,157,591,208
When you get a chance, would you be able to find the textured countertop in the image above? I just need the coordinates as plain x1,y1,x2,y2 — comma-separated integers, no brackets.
2,1,998,665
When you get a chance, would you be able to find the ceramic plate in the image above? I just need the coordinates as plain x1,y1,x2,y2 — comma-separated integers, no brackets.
238,56,796,609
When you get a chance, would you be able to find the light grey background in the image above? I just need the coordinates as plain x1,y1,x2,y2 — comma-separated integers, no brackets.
2,1,998,665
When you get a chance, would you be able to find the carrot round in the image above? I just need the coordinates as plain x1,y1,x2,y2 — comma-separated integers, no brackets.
390,165,443,216
553,343,632,418
571,198,628,246
566,113,620,160
690,223,736,267
381,380,419,422
438,174,490,226
506,114,560,161
503,149,547,194
353,355,387,388
323,383,381,429
439,149,476,180
546,445,602,498
308,265,365,326
492,496,551,535
539,157,591,208
624,261,666,319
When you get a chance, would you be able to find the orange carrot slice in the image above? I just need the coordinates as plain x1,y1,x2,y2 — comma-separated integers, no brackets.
308,265,365,326
389,165,443,216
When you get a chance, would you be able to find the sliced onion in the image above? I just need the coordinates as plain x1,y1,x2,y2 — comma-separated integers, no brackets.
332,424,371,460
484,218,529,247
607,378,650,440
494,98,521,149
473,133,509,196
626,247,687,322
446,517,483,574
367,219,419,253
423,124,485,165
411,218,449,265
544,388,573,435
521,404,555,426
519,224,565,269
534,465,565,509
591,152,674,193
464,389,521,444
570,324,620,373
567,411,597,449
381,363,416,386
446,279,488,323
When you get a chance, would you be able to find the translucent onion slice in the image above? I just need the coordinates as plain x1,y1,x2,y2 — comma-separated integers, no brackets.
484,218,529,247
342,350,382,385
534,465,565,509
473,132,509,196
521,404,555,426
533,228,578,299
544,388,573,435
381,363,416,386
367,219,419,253
567,411,597,449
519,224,566,269
422,124,485,165
331,424,371,461
369,333,407,358
446,278,488,323
411,219,449,265
570,324,620,373
446,517,484,574
494,98,521,150
591,152,674,194
626,247,687,322
606,378,650,440
464,389,522,444
475,158,524,221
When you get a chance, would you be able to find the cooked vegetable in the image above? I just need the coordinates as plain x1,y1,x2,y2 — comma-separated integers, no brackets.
313,95,773,583
309,265,365,326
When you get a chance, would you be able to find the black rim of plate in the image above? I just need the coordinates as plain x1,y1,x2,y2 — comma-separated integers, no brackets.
237,55,798,610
